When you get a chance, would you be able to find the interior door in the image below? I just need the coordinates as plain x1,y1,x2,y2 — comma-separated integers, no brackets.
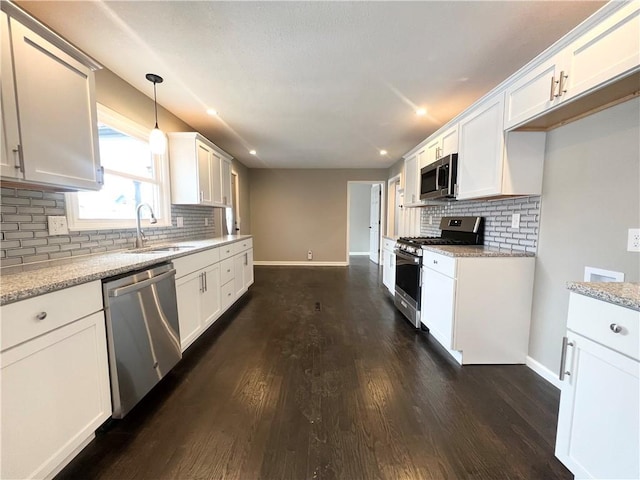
369,184,381,264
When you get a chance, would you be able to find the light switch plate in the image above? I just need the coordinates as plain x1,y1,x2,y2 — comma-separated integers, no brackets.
176,217,184,228
511,213,521,229
204,218,209,226
627,228,640,252
47,216,69,235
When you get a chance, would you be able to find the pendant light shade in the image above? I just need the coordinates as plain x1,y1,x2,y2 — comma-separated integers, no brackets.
146,73,166,155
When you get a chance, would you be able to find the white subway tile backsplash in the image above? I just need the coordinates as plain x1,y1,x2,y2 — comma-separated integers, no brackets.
420,196,540,253
0,187,217,266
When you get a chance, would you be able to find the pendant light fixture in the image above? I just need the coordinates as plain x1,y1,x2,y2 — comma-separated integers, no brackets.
146,73,166,155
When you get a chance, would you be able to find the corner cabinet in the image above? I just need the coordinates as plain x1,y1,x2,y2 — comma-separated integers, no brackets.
420,251,535,364
168,132,233,207
505,1,639,130
0,4,103,191
0,281,111,480
403,154,419,206
382,237,396,294
555,293,639,480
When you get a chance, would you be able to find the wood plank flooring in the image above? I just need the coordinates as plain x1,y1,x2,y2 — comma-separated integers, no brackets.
56,257,571,480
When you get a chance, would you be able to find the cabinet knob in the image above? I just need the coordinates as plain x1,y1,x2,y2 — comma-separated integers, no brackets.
433,260,438,264
609,323,622,334
36,312,47,320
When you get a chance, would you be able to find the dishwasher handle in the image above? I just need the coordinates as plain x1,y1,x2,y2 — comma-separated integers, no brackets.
109,269,177,297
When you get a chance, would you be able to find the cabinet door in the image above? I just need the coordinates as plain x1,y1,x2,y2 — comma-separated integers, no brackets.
457,92,505,200
176,271,203,351
440,125,458,157
1,312,111,480
196,140,213,205
421,267,456,349
233,253,246,299
201,264,221,328
424,139,440,168
564,2,640,102
243,248,254,289
10,19,100,190
504,55,564,130
556,332,639,479
221,158,233,207
404,155,418,204
0,11,21,180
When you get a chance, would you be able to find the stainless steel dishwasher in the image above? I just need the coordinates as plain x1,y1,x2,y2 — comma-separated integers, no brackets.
103,263,181,418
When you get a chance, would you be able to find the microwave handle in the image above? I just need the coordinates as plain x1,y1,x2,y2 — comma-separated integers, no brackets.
435,164,442,188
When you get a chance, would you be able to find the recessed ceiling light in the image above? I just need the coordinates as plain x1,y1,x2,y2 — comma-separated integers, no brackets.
380,150,388,156
249,150,257,155
416,108,427,116
206,108,218,116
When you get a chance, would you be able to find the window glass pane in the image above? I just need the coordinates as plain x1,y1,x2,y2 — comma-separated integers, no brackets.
76,173,158,220
98,124,154,179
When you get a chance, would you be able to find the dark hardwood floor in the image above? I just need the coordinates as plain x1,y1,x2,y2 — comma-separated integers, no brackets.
57,257,571,480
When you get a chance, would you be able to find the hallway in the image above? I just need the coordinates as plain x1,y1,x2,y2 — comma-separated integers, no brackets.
57,258,570,480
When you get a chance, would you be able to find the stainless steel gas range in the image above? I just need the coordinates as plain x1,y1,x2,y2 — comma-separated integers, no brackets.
393,216,484,327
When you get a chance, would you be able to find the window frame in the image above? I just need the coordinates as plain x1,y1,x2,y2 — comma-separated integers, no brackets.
66,104,172,231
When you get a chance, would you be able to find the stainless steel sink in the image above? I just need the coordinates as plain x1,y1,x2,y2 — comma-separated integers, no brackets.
126,245,194,253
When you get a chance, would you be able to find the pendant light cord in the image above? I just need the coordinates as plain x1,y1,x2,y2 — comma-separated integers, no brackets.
153,81,159,129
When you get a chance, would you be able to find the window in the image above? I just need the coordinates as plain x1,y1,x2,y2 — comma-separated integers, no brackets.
66,105,171,230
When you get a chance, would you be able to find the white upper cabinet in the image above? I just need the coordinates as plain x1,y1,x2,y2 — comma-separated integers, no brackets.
505,2,639,130
457,92,506,200
419,124,459,171
403,153,419,206
168,132,233,207
1,5,102,191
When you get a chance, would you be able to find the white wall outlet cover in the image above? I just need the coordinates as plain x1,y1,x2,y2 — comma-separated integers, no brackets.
204,218,209,226
511,213,521,229
628,228,640,252
47,216,69,236
307,250,313,260
176,217,184,228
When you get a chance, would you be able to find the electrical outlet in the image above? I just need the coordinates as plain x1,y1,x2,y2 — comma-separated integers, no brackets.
204,218,209,226
307,250,313,261
511,213,521,229
47,216,69,235
627,228,640,252
176,217,184,228
429,215,433,225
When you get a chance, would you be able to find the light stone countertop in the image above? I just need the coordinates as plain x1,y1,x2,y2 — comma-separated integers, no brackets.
567,282,640,312
0,235,252,306
421,245,535,258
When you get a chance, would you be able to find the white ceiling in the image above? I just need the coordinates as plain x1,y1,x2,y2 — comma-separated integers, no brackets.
18,1,604,169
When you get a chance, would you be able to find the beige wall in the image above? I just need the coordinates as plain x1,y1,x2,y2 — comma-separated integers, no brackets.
96,68,251,235
529,98,640,372
250,169,387,262
388,157,404,180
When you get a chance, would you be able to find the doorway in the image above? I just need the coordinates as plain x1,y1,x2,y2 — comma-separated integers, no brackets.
346,181,384,265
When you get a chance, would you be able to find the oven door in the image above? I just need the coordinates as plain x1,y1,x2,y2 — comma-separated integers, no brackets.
394,249,421,327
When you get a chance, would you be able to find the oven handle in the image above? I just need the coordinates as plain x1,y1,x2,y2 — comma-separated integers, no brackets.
393,249,421,264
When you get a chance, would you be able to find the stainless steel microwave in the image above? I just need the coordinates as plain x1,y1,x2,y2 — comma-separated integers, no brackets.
420,153,458,200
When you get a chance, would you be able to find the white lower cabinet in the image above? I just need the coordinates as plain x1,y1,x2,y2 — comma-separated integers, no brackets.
174,238,253,352
1,283,111,480
420,252,535,364
382,238,396,294
556,293,639,480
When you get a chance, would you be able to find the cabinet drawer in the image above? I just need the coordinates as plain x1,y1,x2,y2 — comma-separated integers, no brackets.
219,243,235,260
173,247,220,279
233,238,253,255
220,257,235,285
382,238,396,251
1,281,102,352
221,280,235,310
567,293,639,360
422,251,456,278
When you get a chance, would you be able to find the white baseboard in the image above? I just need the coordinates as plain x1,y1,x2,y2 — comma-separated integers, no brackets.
526,355,562,389
254,261,348,267
349,252,370,256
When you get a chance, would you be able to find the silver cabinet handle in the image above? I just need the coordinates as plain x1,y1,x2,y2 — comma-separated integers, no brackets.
12,145,24,173
610,323,622,334
433,260,438,265
559,336,574,381
36,312,47,321
549,75,558,101
204,271,207,292
244,252,248,266
558,71,568,97
200,191,204,202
